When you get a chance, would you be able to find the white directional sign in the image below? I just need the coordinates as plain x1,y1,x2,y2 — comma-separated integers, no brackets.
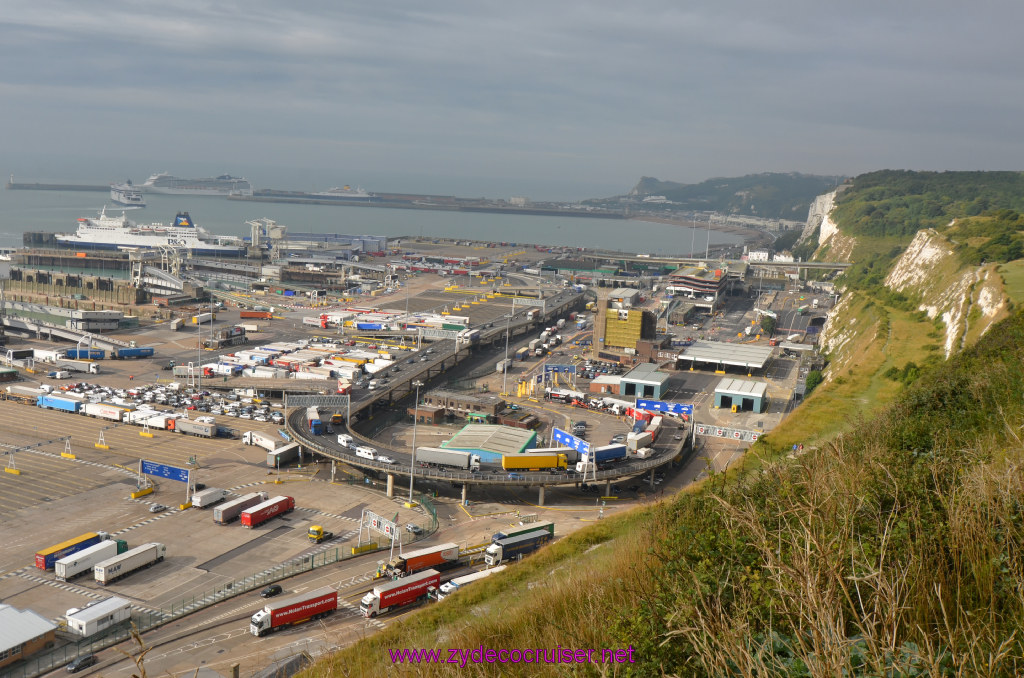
365,509,397,538
693,425,762,443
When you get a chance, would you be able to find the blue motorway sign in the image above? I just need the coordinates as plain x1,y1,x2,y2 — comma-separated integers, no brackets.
551,428,591,455
141,460,191,483
636,399,694,416
544,364,576,375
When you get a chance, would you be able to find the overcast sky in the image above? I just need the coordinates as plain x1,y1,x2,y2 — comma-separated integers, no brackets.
2,1,1021,200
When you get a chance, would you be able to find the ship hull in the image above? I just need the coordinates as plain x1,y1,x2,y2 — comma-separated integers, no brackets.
54,236,245,257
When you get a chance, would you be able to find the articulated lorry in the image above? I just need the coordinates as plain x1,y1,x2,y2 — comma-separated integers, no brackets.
250,587,337,637
94,543,166,585
56,358,100,374
492,521,555,543
380,542,459,578
55,539,128,581
240,496,295,528
483,530,552,566
82,402,127,422
437,565,506,600
213,492,269,524
37,394,82,413
360,569,440,618
176,420,215,437
242,430,278,451
191,488,229,508
5,385,46,404
415,447,481,472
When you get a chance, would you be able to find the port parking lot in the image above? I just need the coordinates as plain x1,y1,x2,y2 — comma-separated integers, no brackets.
0,397,426,624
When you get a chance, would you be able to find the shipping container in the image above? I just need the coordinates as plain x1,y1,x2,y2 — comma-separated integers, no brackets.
240,495,295,528
94,543,166,585
501,453,567,471
240,310,273,320
36,532,106,570
213,492,269,524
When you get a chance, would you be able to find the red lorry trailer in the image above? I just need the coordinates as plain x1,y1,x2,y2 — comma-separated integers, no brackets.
380,542,459,578
249,587,337,636
240,496,295,528
360,569,440,618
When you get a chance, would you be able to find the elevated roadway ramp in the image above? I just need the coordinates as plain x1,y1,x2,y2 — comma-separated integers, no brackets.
2,316,131,350
285,402,682,507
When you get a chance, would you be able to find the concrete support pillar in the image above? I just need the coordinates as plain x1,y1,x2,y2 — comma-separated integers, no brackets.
461,483,468,504
649,468,656,490
538,485,545,506
386,474,394,498
605,480,611,497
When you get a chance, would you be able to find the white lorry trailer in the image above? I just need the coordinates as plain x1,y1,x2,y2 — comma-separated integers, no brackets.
94,543,166,585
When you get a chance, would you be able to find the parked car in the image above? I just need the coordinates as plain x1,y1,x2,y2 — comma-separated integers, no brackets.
66,655,98,673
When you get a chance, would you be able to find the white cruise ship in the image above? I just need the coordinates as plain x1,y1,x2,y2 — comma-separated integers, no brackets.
55,208,247,256
142,172,254,196
110,180,146,207
310,185,381,203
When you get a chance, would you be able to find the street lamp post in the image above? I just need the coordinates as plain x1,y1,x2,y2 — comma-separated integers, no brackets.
408,380,424,505
501,313,512,395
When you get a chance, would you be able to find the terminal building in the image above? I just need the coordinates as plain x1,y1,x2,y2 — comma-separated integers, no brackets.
0,604,57,670
416,390,506,422
439,424,538,463
714,378,768,413
619,363,671,400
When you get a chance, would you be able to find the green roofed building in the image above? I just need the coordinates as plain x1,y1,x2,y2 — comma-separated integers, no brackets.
441,424,537,463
